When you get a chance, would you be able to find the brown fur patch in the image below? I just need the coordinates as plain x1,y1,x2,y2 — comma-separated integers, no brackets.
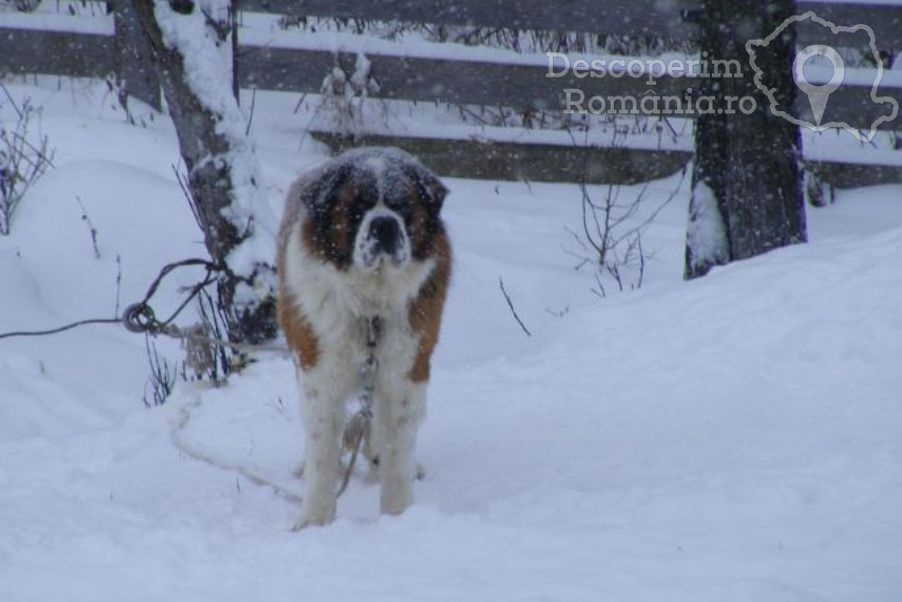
325,182,355,267
292,178,358,269
408,232,452,382
276,210,320,371
300,218,319,260
408,199,431,260
277,287,320,371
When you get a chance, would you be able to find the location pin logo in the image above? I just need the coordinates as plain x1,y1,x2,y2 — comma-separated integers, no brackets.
793,44,845,126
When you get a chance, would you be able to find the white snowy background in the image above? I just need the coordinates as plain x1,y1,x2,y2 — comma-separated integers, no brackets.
1,12,902,601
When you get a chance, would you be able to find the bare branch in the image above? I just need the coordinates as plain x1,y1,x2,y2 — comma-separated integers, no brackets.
498,276,532,337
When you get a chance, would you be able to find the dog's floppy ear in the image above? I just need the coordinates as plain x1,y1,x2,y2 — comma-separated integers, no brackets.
306,161,351,216
301,159,358,267
410,164,448,215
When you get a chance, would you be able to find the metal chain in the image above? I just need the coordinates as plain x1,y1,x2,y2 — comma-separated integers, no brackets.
0,317,121,340
337,315,381,497
0,256,289,355
121,257,219,335
154,323,291,355
0,257,215,341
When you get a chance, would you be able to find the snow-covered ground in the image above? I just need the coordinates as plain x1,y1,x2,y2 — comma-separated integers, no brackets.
1,79,901,602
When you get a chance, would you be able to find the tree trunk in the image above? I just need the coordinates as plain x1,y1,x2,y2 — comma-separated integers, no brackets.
685,0,806,279
132,0,276,343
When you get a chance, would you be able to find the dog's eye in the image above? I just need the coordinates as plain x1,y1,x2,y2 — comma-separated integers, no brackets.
349,200,368,222
384,197,410,216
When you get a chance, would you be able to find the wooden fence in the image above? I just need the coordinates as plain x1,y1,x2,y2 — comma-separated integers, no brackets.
1,0,901,185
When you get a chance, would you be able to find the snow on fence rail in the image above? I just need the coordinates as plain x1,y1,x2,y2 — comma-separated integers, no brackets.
240,0,902,50
0,0,900,185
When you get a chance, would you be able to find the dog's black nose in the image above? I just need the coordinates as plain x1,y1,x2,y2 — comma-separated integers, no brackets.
369,216,400,254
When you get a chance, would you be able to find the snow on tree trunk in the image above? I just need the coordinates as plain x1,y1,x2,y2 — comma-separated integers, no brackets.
685,0,807,279
132,0,276,343
685,181,729,274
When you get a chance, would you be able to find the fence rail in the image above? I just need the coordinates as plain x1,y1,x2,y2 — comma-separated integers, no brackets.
240,0,902,49
0,27,114,78
242,0,701,39
1,1,900,185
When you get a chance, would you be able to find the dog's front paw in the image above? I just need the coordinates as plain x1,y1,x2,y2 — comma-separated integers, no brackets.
292,496,336,530
292,509,334,531
291,517,322,531
381,482,414,516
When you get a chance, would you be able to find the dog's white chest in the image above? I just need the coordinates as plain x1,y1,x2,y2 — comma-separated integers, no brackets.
282,223,433,370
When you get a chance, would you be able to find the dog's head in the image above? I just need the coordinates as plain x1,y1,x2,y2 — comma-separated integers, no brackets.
303,147,448,272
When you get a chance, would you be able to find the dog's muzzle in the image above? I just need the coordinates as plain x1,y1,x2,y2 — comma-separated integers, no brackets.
368,216,401,257
355,209,410,269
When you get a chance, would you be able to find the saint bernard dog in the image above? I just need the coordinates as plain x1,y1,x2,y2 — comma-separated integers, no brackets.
276,147,451,529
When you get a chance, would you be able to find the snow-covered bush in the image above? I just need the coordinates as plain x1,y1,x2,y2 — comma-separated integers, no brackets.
570,173,684,295
318,53,380,139
0,90,54,236
804,166,835,208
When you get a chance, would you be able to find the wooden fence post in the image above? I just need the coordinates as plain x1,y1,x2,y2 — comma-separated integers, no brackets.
112,0,161,111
